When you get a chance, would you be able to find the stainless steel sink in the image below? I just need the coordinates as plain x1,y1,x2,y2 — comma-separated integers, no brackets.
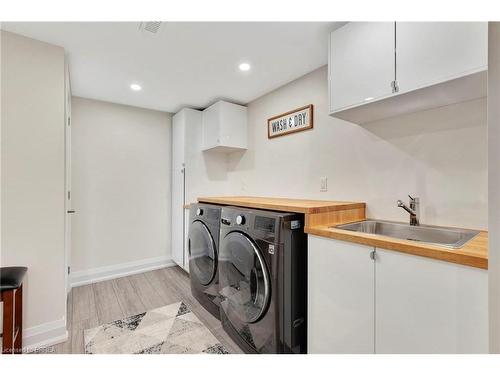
334,220,479,249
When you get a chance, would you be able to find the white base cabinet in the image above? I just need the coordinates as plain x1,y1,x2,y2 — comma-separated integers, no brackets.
308,235,375,353
375,249,488,354
307,235,488,354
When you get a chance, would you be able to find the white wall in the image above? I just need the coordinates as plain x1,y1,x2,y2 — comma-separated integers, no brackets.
191,66,488,230
1,31,67,347
488,21,500,353
70,97,172,283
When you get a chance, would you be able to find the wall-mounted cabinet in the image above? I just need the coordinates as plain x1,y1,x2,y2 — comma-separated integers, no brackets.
329,22,396,113
329,22,488,124
396,22,487,94
308,235,488,353
202,100,247,152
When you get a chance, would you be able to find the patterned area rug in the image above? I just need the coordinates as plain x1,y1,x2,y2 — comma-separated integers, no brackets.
84,301,229,354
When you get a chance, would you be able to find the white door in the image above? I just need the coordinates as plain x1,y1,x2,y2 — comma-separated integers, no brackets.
375,249,488,353
64,63,73,296
171,111,186,268
308,235,375,353
396,22,488,94
329,22,396,112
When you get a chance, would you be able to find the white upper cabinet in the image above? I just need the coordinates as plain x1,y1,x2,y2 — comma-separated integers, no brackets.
396,22,488,93
202,100,247,152
329,22,488,124
329,22,395,112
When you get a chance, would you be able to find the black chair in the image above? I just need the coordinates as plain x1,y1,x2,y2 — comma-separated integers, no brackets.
1,267,27,354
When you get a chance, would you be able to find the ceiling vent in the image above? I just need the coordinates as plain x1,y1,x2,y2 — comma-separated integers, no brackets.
138,22,162,34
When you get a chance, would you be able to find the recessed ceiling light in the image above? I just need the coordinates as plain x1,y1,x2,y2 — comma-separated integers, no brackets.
130,83,142,91
238,63,251,71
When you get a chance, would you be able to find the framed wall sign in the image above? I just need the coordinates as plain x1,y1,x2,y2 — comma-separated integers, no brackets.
267,104,313,139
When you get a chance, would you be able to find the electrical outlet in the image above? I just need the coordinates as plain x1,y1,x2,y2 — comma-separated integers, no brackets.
320,176,328,192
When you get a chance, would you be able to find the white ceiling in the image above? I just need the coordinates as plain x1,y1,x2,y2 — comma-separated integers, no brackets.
1,22,345,113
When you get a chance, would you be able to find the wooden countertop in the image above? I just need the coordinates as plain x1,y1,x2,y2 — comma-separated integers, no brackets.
196,195,488,269
306,225,488,270
197,196,365,214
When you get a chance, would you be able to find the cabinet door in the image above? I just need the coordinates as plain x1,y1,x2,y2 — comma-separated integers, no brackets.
375,249,488,353
202,103,220,149
219,102,247,149
329,22,395,112
308,235,375,353
396,22,487,93
171,111,186,268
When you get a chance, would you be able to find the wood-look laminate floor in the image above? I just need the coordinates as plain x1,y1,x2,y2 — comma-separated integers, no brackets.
49,266,243,354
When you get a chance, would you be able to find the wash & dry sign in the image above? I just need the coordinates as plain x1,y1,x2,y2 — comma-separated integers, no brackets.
267,104,313,139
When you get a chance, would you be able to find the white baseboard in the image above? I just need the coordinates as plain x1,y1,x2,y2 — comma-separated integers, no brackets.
71,256,176,287
23,318,68,352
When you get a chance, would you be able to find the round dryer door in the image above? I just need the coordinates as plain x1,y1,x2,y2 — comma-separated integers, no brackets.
188,220,217,286
219,231,271,323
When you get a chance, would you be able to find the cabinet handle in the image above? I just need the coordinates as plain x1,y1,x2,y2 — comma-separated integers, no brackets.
391,80,399,93
370,250,376,260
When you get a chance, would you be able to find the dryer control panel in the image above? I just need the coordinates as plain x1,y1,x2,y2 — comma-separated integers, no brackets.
254,216,275,232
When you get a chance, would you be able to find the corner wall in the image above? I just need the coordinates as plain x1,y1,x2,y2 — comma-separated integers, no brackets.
1,30,67,348
70,97,173,285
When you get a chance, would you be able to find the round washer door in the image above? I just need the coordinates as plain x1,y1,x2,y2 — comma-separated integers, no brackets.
219,231,271,323
188,220,217,286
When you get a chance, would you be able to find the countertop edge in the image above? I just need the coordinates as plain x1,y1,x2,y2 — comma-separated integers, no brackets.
305,225,488,270
197,196,365,214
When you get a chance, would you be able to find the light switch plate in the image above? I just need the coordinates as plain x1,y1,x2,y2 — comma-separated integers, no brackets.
320,176,328,192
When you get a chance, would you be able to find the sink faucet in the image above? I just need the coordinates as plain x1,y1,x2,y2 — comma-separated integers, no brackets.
397,195,420,226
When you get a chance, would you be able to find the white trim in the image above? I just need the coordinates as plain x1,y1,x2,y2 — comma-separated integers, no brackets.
70,256,176,287
22,317,68,352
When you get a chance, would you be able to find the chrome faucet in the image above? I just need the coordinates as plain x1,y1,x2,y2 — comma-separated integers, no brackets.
397,195,420,226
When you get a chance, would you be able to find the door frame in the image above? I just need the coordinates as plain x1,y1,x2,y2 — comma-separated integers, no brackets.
64,60,73,298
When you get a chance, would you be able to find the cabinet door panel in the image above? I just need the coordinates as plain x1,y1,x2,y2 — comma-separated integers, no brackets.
202,104,220,149
171,111,186,268
330,22,395,112
308,235,375,353
396,22,487,93
375,249,488,353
